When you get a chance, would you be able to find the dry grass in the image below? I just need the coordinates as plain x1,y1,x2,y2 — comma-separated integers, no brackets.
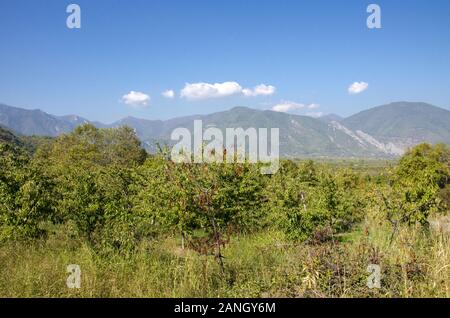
0,217,448,298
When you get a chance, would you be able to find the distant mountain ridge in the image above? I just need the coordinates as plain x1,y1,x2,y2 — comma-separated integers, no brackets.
1,102,449,158
0,124,23,147
342,102,450,149
318,114,343,123
0,104,91,136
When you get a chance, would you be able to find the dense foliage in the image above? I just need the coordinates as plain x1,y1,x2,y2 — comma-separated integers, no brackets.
0,124,449,297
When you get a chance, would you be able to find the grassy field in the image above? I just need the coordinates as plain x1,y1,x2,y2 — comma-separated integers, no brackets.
1,215,448,298
1,126,449,298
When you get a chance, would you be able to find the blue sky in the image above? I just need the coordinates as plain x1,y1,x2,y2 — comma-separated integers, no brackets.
0,0,449,123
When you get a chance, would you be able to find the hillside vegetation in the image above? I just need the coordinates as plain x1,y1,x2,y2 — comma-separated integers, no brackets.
3,102,450,158
0,124,449,297
343,102,450,145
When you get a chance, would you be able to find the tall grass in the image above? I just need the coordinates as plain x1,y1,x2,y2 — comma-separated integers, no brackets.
0,219,448,298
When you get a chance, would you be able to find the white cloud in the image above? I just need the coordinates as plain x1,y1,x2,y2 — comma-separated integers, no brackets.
242,84,276,97
348,82,369,95
271,101,306,112
181,81,243,100
271,101,319,113
121,91,150,107
162,89,175,99
307,103,320,109
306,112,324,118
180,81,276,100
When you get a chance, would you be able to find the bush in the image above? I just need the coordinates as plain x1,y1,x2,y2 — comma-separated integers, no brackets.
381,144,450,228
134,156,267,271
265,161,362,242
0,144,55,241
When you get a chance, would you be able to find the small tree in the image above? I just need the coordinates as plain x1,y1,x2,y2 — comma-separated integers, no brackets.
380,143,450,242
134,154,266,273
265,161,360,242
32,124,147,250
0,144,55,240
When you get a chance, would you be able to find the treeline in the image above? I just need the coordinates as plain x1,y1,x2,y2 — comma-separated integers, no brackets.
1,124,449,264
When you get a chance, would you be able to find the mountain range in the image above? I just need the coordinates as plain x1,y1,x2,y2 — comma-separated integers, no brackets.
1,101,449,158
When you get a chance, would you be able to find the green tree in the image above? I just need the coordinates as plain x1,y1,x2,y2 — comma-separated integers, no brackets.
134,153,266,272
382,144,450,228
0,143,55,240
31,124,147,250
265,161,361,242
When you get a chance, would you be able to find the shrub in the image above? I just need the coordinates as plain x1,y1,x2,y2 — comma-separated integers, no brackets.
381,144,450,229
265,161,361,242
